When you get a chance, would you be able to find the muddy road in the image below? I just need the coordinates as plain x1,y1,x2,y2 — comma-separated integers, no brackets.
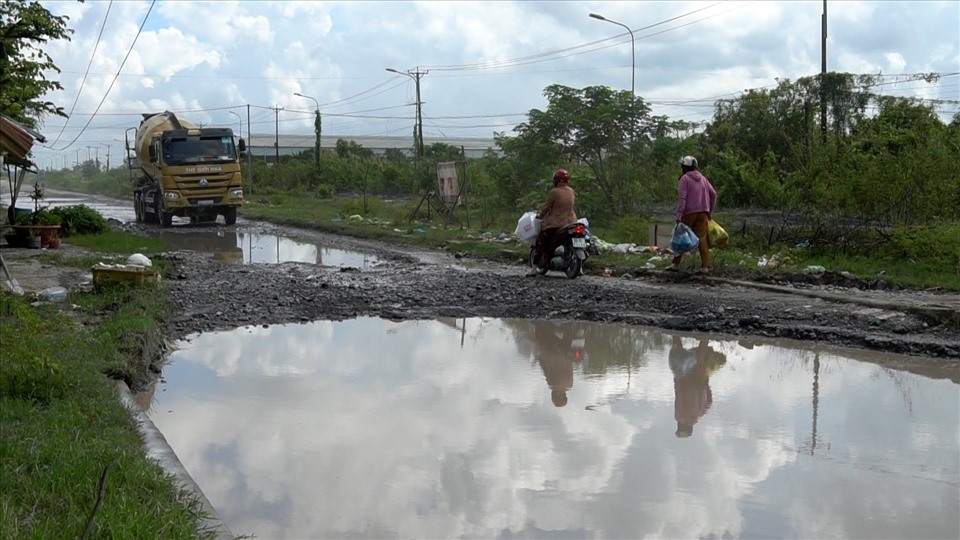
135,221,960,365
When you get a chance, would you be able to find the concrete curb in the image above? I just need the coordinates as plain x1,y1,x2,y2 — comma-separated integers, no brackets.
115,380,235,540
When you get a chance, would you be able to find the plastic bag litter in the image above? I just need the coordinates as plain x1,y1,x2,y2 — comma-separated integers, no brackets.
514,211,541,245
707,219,729,249
671,223,699,255
127,253,153,267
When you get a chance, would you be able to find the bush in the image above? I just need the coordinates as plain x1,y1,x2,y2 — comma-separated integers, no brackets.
24,208,62,226
316,183,335,199
885,223,960,270
47,205,109,237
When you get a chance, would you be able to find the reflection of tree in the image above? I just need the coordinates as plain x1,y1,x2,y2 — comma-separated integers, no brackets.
503,319,665,379
670,336,727,438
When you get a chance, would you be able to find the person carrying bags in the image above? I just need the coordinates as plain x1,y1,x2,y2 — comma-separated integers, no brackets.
668,155,717,274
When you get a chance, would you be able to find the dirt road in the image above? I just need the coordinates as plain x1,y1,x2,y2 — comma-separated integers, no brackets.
3,220,958,373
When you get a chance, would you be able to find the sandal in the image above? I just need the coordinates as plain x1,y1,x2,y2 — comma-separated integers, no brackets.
665,266,680,273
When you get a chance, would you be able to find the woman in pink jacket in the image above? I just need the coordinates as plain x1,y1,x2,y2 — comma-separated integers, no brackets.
668,156,717,274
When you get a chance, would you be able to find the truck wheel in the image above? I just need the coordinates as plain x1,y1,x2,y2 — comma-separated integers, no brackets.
153,196,172,227
224,207,237,226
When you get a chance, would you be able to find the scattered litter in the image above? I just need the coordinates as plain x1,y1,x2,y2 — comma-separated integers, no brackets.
347,214,363,221
127,253,152,267
803,265,826,274
40,286,68,302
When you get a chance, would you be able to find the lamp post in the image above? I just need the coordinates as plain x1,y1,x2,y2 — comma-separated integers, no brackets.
590,12,635,96
293,92,322,178
385,67,427,159
228,110,243,142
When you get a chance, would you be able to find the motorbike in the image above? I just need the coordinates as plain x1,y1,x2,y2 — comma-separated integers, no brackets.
530,219,595,279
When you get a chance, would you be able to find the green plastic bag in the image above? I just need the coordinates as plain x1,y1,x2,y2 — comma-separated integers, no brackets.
707,219,729,249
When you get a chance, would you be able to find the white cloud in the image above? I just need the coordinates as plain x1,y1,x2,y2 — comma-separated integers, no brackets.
143,318,960,539
31,0,959,164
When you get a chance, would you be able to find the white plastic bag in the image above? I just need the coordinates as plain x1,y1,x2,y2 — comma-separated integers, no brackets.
515,211,541,245
671,223,699,254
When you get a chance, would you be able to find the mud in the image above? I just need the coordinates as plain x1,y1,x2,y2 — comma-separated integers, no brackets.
3,220,958,386
150,222,959,362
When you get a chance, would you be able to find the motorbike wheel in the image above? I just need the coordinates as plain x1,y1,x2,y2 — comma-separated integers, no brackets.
564,256,582,279
529,249,548,275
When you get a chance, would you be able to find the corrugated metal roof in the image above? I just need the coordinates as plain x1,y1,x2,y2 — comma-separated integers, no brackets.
245,134,501,159
247,134,497,151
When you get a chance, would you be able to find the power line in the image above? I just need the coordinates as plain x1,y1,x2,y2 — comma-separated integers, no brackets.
45,0,157,152
48,0,114,147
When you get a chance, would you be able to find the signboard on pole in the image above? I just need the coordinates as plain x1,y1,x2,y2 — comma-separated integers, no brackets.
436,161,459,205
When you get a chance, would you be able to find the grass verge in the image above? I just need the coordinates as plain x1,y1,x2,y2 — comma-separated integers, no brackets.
241,194,960,291
0,246,217,538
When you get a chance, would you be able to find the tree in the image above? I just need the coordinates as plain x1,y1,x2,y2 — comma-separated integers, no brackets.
0,1,74,127
508,84,656,215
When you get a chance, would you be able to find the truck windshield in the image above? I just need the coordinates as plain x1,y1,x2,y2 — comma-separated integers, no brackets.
163,136,237,165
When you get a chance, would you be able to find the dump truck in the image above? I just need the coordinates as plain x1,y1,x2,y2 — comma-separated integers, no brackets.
125,111,245,226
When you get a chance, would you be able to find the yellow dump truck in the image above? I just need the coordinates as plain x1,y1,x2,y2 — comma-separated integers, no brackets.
125,111,245,226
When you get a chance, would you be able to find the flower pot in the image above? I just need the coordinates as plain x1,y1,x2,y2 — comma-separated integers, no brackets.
3,233,27,247
47,237,62,249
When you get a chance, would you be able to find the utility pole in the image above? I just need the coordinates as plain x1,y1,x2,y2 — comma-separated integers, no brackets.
246,104,253,194
386,67,428,158
820,0,828,143
270,105,284,164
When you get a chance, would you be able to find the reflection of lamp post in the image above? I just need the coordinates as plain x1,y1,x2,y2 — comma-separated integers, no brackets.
385,67,427,158
589,12,635,96
293,92,322,178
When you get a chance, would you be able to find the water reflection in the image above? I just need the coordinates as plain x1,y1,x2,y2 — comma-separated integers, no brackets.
531,321,583,407
669,336,727,438
157,230,379,267
145,318,960,539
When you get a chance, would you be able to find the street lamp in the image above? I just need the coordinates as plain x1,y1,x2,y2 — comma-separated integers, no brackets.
227,110,243,141
293,92,322,177
590,12,635,96
385,67,427,159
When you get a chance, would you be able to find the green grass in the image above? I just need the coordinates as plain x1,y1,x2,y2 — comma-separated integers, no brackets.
67,230,169,254
240,194,960,290
0,257,216,538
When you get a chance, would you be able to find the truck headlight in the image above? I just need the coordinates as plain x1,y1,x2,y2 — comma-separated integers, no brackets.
164,191,181,200
230,189,243,198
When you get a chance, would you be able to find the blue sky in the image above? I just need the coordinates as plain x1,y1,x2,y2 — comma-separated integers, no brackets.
30,0,960,168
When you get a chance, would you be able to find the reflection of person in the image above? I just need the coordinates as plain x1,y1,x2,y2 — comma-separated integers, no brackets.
533,322,577,407
528,168,577,276
668,156,717,274
669,335,726,438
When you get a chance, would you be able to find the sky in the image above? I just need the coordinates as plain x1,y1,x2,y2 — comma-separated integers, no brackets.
28,0,960,170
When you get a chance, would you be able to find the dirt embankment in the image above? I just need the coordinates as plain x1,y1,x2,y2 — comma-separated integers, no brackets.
4,222,958,390
152,224,959,361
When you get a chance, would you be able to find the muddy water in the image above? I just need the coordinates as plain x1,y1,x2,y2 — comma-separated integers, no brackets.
158,230,379,267
1,188,136,223
142,318,959,539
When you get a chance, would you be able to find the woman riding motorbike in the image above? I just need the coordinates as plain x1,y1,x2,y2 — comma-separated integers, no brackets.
528,168,577,276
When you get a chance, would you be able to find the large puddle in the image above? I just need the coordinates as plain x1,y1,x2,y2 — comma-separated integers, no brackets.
142,318,959,539
158,231,379,268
